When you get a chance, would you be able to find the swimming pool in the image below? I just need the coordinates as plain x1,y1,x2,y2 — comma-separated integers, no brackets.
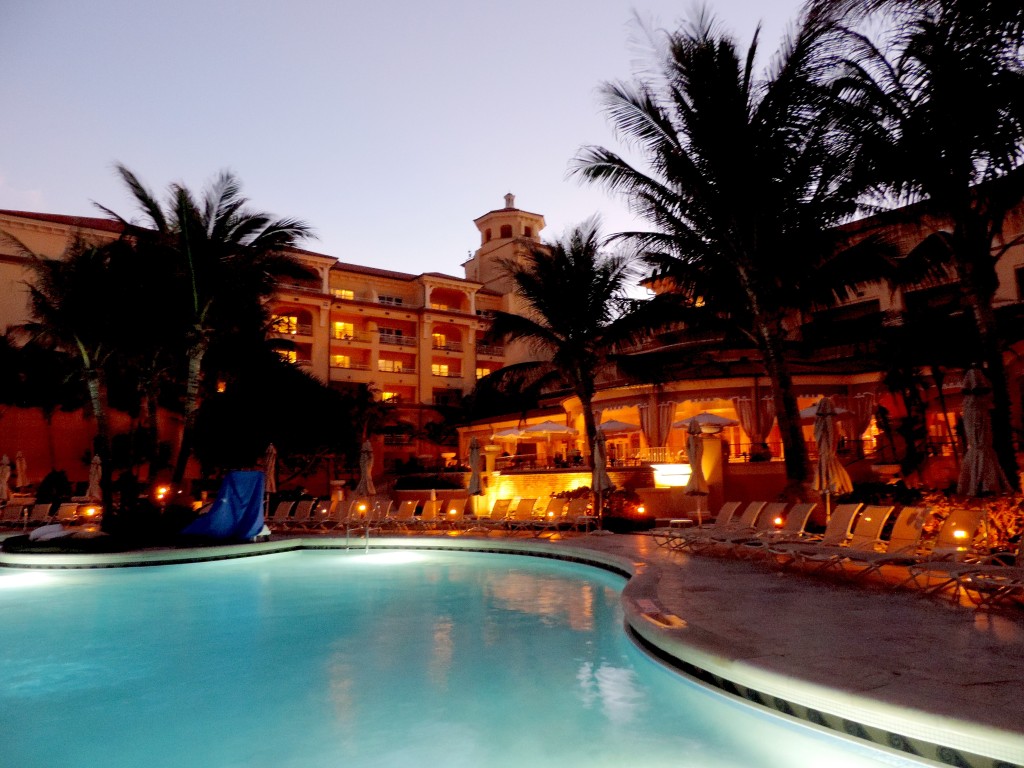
0,549,927,767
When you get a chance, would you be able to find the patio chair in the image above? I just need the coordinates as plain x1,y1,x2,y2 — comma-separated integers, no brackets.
53,503,80,525
266,500,296,530
313,499,347,531
0,502,31,527
566,497,596,533
530,497,569,536
784,504,893,574
384,499,420,531
730,503,818,559
283,499,319,531
417,499,443,531
681,501,767,554
830,506,930,581
654,501,742,550
902,507,995,595
25,503,55,527
503,498,538,534
766,503,863,568
954,547,1024,608
704,502,787,553
441,497,469,530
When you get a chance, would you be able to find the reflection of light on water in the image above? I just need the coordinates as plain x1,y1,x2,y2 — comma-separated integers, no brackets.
0,572,53,589
328,658,357,742
429,617,454,689
348,551,428,565
486,572,595,631
576,661,644,725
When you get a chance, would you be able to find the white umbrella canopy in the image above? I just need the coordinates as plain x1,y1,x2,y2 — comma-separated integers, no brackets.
86,455,102,500
0,455,10,502
671,411,739,431
684,419,709,526
14,451,27,490
598,419,642,435
354,440,376,496
467,437,482,496
492,427,523,441
957,369,1012,496
800,401,852,422
520,420,578,439
264,443,278,495
812,397,853,520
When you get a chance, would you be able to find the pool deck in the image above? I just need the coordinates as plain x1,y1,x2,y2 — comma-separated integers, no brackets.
2,530,1022,767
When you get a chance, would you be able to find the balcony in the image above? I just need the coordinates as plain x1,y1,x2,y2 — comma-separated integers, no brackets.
432,370,463,379
330,361,371,371
431,340,463,353
380,333,416,347
272,323,313,337
476,343,504,357
331,330,374,343
378,366,417,376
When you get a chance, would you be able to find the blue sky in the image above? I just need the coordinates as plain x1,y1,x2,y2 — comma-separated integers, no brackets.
1,0,805,277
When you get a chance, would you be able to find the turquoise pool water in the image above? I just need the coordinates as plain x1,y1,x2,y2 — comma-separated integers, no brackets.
0,550,925,767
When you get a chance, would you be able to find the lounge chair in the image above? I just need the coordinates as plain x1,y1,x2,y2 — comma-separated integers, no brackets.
652,501,742,548
784,504,893,574
681,501,768,554
441,497,469,530
54,503,80,525
830,506,930,580
503,498,538,534
655,501,742,550
25,503,55,527
955,547,1024,608
0,502,31,527
566,497,596,533
730,503,818,559
283,499,319,531
266,500,296,529
902,507,994,595
766,503,864,568
704,502,787,554
417,499,443,531
530,497,569,536
384,499,420,531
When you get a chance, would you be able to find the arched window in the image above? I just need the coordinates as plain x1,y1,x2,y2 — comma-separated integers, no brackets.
484,229,492,243
524,226,532,238
499,224,513,239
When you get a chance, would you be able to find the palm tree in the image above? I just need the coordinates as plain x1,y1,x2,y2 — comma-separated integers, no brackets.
573,12,864,487
812,0,1024,485
484,217,647,468
99,165,314,485
21,240,126,506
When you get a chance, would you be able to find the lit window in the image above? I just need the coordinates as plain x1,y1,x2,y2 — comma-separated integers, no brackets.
432,333,446,348
431,303,450,311
431,363,449,377
272,315,298,334
333,321,354,339
476,367,491,379
381,391,399,402
334,288,355,300
332,354,351,368
279,349,297,363
378,359,403,373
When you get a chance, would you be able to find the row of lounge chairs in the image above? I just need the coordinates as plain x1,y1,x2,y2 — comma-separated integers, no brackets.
264,495,599,536
0,501,100,529
652,500,1023,607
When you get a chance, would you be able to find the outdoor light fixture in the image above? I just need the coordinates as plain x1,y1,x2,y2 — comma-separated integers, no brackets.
651,464,693,488
80,506,100,519
155,486,170,502
774,516,784,528
636,506,646,515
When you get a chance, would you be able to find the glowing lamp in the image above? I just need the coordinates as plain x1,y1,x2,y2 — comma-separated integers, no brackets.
953,529,968,540
774,517,784,528
636,506,646,515
155,486,170,502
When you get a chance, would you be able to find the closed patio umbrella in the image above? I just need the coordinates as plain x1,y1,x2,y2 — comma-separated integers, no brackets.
957,369,1011,497
591,431,613,533
467,437,482,496
86,455,102,500
264,444,278,495
14,451,27,491
0,455,10,502
354,440,375,497
812,397,853,522
684,419,709,526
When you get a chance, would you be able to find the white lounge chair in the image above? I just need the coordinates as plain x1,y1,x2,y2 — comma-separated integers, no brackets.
767,503,864,569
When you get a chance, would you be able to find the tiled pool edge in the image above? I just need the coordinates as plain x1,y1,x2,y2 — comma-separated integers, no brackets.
1,537,1019,768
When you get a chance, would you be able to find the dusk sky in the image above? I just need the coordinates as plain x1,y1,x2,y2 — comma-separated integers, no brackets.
2,0,806,277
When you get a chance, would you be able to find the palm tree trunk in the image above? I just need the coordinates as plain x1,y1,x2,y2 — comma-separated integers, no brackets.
756,321,809,486
172,341,206,485
955,225,1020,489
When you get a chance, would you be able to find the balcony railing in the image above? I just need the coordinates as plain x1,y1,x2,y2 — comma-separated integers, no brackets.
330,361,371,370
476,343,504,357
378,366,416,375
272,323,313,336
432,340,463,353
432,370,463,378
380,333,416,347
332,330,374,343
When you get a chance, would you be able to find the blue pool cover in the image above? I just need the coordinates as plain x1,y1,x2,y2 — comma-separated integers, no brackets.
181,470,265,541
